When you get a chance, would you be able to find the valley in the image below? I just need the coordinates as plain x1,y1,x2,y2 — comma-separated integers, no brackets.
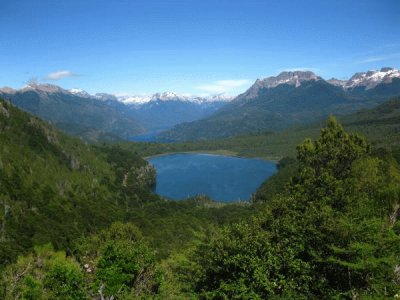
2,94,400,298
2,1,400,298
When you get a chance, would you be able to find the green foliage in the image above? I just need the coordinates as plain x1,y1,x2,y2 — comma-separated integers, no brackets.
75,222,163,299
2,97,400,298
0,244,86,300
193,219,312,299
44,254,86,300
0,99,156,265
94,144,158,202
95,240,161,298
253,156,298,203
193,117,400,298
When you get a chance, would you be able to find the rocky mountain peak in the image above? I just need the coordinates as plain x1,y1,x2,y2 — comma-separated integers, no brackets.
0,87,16,94
21,83,67,94
239,70,322,100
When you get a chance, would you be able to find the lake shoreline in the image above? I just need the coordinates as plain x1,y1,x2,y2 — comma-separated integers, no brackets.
144,150,280,163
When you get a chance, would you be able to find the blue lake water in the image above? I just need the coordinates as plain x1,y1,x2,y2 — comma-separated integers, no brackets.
147,153,276,202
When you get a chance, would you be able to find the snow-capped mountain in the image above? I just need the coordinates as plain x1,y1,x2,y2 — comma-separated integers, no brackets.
2,66,399,143
239,71,322,100
94,93,119,101
122,92,231,132
116,92,233,106
0,83,232,137
69,88,92,98
328,67,400,90
260,71,321,88
158,67,400,142
67,88,234,106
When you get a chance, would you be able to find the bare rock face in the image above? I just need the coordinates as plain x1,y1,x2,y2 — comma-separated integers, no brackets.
237,71,322,100
0,87,16,94
21,83,67,94
29,117,59,144
0,102,10,118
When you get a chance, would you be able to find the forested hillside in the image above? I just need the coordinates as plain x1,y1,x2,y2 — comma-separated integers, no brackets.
1,98,399,298
0,100,252,298
193,118,400,298
0,99,156,265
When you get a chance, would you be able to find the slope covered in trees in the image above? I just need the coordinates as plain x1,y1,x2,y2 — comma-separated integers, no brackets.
0,100,254,299
1,105,399,298
192,118,400,298
0,100,251,270
0,99,156,265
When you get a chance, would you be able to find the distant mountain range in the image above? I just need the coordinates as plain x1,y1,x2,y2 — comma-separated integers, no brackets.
67,89,232,105
0,85,231,142
0,84,145,142
110,92,231,133
157,67,400,142
1,67,399,143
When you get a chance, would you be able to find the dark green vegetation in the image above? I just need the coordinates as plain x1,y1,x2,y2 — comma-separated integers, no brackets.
0,99,161,265
1,98,400,298
192,117,400,298
0,85,144,142
158,78,400,141
0,98,255,298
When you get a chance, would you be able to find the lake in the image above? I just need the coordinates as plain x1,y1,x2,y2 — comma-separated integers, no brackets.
147,153,276,202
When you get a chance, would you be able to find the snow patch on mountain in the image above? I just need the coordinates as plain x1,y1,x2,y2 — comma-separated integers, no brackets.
328,67,400,90
116,92,233,105
69,88,91,98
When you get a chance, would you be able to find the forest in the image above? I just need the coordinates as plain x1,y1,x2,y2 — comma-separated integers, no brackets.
0,98,400,299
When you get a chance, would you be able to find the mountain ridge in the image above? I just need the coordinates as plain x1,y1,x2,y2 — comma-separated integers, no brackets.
156,67,400,142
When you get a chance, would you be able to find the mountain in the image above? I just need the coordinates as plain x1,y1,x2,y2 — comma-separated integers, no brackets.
0,85,231,141
328,67,400,90
116,91,232,105
158,95,400,161
0,84,145,142
122,92,231,134
80,90,232,135
0,98,157,264
157,68,400,142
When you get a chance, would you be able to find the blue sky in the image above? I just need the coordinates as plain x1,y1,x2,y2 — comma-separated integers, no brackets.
1,0,399,96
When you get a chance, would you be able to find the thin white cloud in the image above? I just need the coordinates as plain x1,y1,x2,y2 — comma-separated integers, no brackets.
45,70,77,80
356,53,400,64
196,79,250,94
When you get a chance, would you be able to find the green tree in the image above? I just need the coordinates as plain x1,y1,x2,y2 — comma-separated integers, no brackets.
0,244,86,300
193,117,400,298
73,222,162,299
